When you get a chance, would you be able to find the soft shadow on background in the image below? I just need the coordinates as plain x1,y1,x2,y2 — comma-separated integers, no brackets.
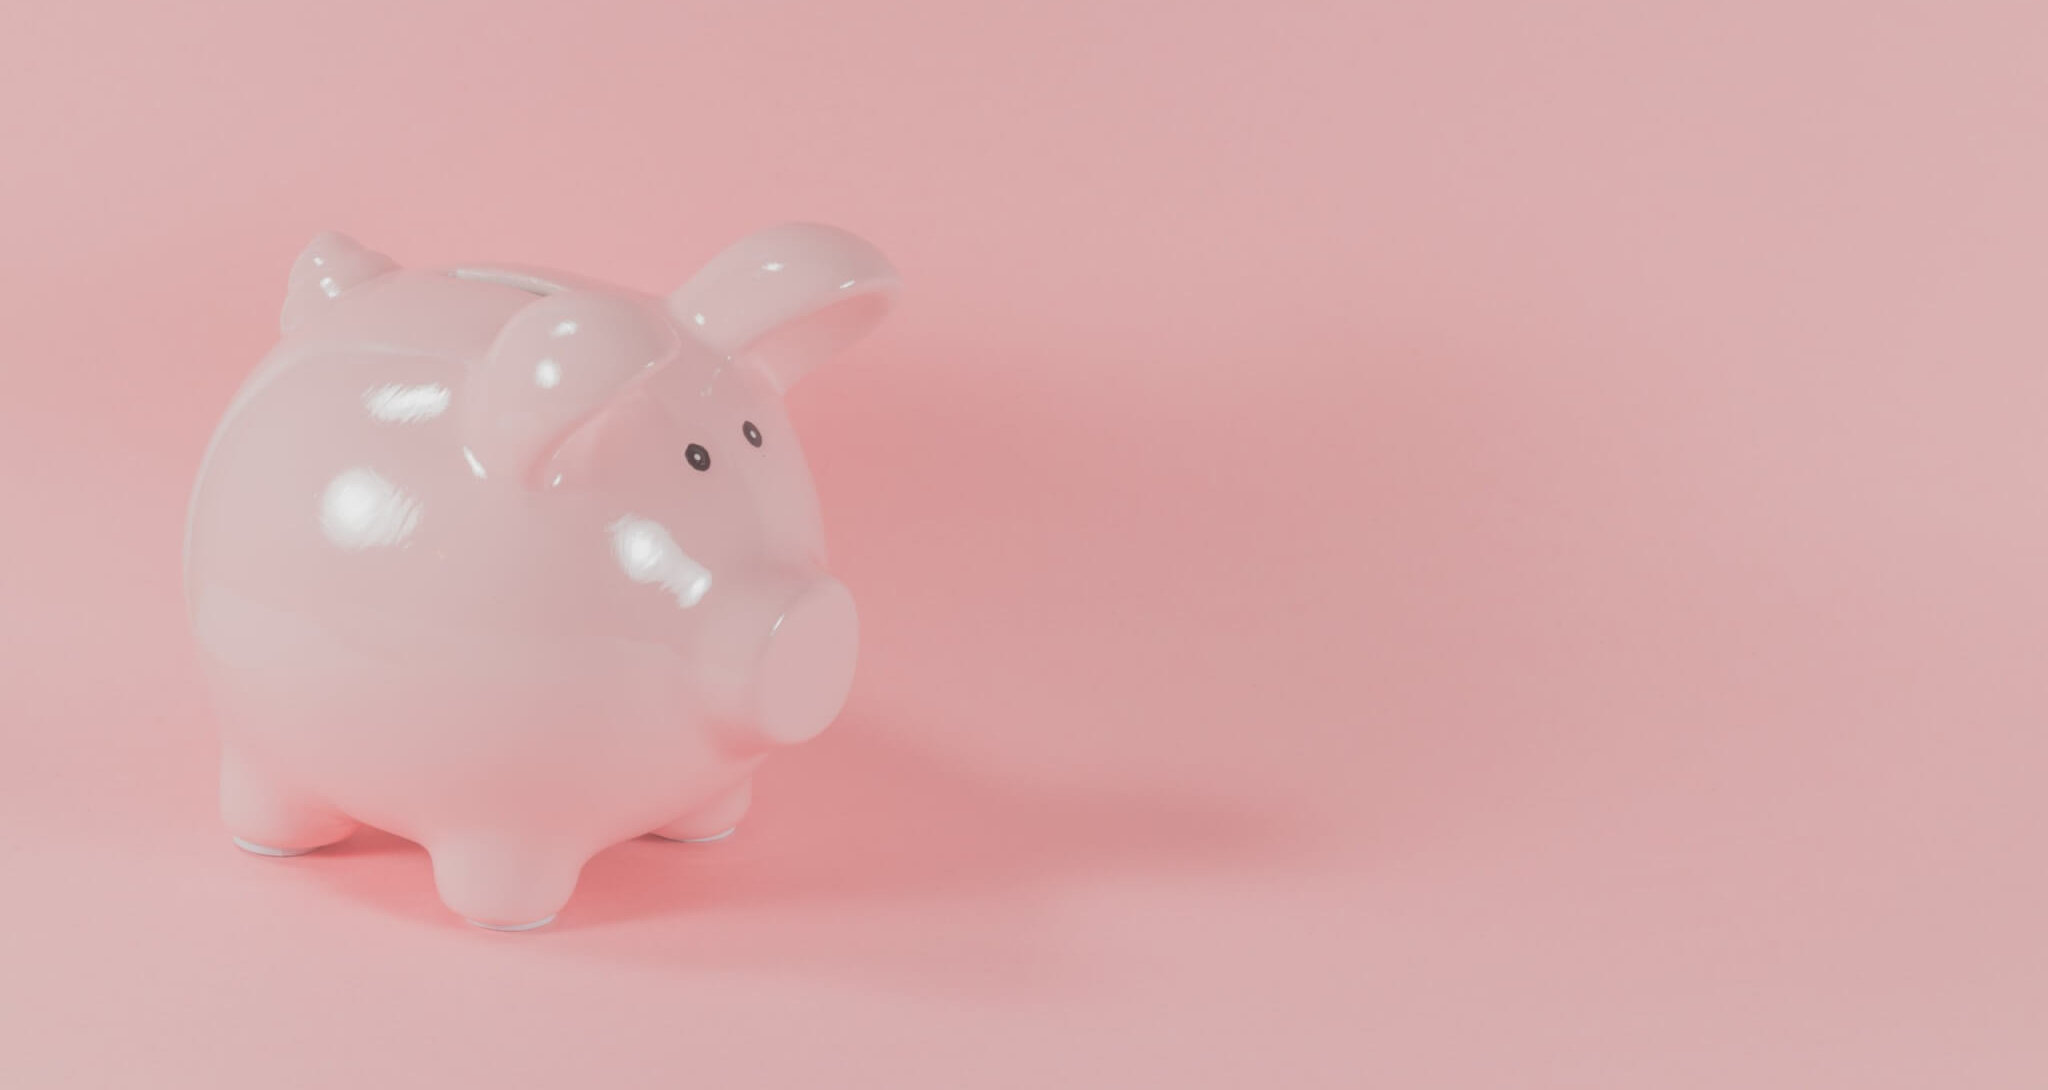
249,340,1355,993
294,720,1294,994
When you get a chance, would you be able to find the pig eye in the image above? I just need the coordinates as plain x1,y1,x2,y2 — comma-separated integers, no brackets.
685,443,711,472
742,420,763,447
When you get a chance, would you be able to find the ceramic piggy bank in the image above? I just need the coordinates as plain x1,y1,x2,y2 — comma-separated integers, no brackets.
184,224,896,930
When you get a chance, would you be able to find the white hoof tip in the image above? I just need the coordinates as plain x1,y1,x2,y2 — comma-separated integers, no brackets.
659,826,736,844
234,837,315,857
467,915,556,933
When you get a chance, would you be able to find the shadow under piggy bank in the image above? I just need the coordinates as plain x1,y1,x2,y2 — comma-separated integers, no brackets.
301,716,1290,997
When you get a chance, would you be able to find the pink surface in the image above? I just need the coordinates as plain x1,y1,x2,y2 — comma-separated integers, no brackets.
1,1,2044,1086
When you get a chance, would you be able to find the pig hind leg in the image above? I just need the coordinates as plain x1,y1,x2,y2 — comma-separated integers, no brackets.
221,745,359,856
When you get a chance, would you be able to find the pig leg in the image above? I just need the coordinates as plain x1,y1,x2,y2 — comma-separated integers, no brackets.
428,839,588,931
221,745,358,856
653,780,753,843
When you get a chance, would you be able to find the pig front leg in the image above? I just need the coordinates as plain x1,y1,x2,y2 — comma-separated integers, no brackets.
428,838,590,931
652,780,752,843
221,745,358,856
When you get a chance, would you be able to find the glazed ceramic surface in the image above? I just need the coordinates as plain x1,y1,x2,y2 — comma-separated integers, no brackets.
184,224,896,929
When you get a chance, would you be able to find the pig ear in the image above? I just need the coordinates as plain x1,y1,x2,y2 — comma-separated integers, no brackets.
281,232,396,334
461,291,680,485
666,223,899,392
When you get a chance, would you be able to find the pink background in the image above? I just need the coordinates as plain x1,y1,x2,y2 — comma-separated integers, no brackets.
2,1,2045,1085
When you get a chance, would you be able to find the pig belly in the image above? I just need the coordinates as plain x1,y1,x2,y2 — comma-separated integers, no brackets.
194,581,756,850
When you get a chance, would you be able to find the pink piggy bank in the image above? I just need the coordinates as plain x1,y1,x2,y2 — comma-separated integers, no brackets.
185,224,897,930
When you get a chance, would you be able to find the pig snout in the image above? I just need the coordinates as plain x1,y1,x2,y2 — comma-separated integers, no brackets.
750,577,859,745
695,573,859,746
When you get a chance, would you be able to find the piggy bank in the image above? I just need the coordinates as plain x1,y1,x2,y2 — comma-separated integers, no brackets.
184,224,896,930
